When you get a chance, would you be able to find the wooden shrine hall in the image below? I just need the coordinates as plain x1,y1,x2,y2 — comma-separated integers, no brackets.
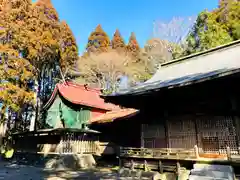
96,40,240,167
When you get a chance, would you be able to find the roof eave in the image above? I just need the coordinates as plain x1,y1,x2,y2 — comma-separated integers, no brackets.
103,68,240,98
161,39,240,67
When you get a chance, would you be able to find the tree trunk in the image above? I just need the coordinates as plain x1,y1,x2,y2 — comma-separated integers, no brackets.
30,79,39,131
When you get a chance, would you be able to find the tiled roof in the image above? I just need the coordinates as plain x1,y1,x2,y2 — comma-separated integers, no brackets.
43,82,120,111
90,108,138,124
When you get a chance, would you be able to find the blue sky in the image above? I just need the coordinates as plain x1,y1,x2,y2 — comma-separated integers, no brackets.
33,0,219,55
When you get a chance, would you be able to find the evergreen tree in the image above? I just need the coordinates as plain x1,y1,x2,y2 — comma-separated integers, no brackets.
34,0,59,21
185,0,239,54
86,24,110,54
126,32,140,57
30,0,61,67
111,29,125,53
0,0,79,129
0,0,35,116
217,0,240,40
59,21,78,71
0,45,35,114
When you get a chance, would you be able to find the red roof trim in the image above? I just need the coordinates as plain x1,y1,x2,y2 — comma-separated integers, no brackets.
42,81,120,111
57,88,110,110
90,109,139,124
42,85,59,110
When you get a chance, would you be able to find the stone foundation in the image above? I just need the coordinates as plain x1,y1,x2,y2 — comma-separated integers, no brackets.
45,154,96,170
12,152,96,170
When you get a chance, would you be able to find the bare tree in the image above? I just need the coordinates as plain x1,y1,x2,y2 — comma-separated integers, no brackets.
76,50,150,94
147,16,196,61
143,38,172,72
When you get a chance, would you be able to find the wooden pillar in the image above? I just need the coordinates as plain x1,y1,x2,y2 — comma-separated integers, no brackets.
176,162,181,176
140,124,144,148
194,115,200,148
158,160,163,174
130,159,135,171
144,160,148,172
118,156,122,168
164,110,169,149
194,145,199,159
226,146,231,160
234,116,240,154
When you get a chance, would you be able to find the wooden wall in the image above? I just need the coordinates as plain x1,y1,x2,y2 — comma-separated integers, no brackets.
141,115,240,154
91,114,142,148
13,132,99,155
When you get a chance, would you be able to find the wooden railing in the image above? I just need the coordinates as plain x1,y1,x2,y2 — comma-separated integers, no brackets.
119,145,233,161
120,147,197,160
52,140,98,154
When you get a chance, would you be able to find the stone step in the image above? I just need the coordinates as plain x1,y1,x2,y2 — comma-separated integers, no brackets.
118,168,161,179
178,170,191,180
193,164,233,173
189,175,229,180
190,169,234,180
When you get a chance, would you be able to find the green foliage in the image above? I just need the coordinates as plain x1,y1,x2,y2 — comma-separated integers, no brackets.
218,0,240,40
185,0,240,54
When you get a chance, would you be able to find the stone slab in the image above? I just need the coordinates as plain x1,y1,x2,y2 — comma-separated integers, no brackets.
190,169,234,180
189,175,229,180
193,164,233,173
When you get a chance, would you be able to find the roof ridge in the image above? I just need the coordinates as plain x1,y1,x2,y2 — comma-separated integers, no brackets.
64,81,102,93
161,39,240,67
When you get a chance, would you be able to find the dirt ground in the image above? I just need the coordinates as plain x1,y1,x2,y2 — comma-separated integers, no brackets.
0,162,120,180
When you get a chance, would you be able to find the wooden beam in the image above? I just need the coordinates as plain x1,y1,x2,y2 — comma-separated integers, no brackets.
158,160,163,174
144,160,148,172
176,162,181,176
130,159,135,171
226,146,231,161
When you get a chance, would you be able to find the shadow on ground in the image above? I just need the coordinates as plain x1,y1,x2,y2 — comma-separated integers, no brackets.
0,153,120,180
0,162,119,180
0,154,166,179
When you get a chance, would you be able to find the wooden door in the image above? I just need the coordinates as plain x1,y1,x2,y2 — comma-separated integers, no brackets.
142,123,166,148
167,116,197,149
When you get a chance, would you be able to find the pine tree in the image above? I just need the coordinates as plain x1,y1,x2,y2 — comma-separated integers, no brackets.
86,24,110,54
126,32,140,57
111,29,125,53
